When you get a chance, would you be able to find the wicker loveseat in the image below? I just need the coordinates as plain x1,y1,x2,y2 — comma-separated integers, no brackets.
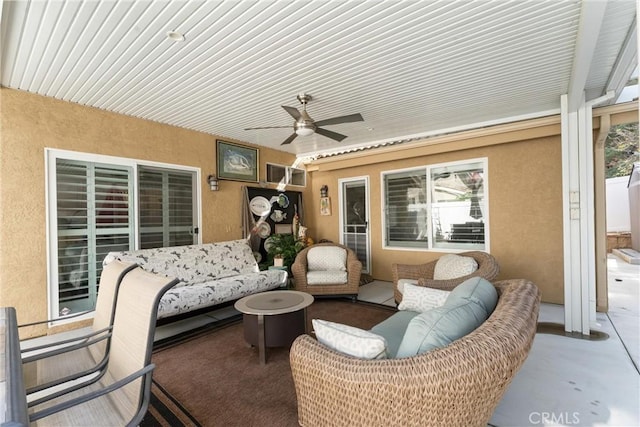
290,278,540,427
392,251,500,304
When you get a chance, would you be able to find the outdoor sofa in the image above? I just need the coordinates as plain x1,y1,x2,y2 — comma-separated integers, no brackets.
290,278,540,427
103,239,287,321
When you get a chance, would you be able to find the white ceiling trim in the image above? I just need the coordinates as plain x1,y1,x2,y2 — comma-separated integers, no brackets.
300,107,562,161
604,19,638,102
567,0,609,111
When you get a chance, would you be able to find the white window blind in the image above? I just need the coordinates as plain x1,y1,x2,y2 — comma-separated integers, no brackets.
55,160,133,315
382,158,488,251
383,169,428,249
138,167,196,249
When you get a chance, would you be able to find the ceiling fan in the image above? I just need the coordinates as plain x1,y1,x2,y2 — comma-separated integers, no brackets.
244,93,364,145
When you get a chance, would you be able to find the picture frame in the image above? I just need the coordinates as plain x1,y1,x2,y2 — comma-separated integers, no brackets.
217,140,259,182
320,197,331,216
274,224,293,234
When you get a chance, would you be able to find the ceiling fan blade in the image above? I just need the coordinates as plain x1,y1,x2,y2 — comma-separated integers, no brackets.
316,127,348,142
281,132,298,145
281,105,301,121
244,125,291,130
314,113,364,127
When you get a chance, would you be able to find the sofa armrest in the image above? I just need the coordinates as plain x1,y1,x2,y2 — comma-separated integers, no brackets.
392,261,436,303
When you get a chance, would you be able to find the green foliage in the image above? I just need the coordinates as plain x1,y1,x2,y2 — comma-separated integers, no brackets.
264,233,305,269
605,123,639,178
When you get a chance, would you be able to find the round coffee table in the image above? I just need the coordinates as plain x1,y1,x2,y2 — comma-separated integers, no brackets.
234,290,314,364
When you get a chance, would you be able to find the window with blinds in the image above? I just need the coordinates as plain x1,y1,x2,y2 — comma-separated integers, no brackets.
382,158,488,251
383,169,429,249
56,160,133,315
49,152,199,320
138,167,196,249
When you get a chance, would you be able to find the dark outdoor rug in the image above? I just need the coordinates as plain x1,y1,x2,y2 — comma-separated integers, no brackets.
142,299,396,427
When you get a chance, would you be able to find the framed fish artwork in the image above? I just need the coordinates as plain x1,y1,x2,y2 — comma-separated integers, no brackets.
217,140,259,182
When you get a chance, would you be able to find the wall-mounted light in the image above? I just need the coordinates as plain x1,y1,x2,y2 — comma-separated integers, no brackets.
207,174,219,191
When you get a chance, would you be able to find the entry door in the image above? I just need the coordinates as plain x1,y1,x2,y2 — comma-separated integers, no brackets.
339,177,371,274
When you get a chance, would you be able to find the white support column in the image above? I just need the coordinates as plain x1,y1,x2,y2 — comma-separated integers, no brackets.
561,91,615,335
561,94,583,334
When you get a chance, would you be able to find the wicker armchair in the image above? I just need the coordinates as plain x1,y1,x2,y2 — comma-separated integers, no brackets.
292,243,362,299
392,251,499,304
290,279,540,427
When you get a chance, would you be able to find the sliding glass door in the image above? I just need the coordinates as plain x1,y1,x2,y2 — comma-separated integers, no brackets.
55,159,134,314
138,167,198,249
48,151,200,320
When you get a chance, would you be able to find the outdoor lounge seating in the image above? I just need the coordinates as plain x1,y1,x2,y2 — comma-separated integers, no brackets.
392,251,500,303
291,243,362,299
20,260,137,397
104,239,287,320
290,278,540,427
28,267,179,426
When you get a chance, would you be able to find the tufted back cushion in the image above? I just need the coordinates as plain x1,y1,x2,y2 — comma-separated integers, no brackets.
307,246,347,271
104,240,258,284
433,254,478,280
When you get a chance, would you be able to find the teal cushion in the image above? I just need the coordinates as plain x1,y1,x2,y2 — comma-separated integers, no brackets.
370,311,420,358
445,276,498,316
395,300,489,358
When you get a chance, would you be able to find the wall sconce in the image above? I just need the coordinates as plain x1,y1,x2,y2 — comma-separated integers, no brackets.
207,174,219,191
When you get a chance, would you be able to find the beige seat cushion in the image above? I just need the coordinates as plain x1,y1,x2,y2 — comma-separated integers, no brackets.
307,270,348,285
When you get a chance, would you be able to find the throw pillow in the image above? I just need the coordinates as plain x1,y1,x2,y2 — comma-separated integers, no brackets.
307,247,347,271
312,319,387,359
433,254,478,280
397,283,450,312
395,300,489,358
396,278,419,295
445,276,498,317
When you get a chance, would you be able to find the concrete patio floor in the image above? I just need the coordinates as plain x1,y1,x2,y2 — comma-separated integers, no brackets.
489,254,640,427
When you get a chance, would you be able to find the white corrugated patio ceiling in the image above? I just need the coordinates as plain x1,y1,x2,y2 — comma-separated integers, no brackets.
1,0,636,158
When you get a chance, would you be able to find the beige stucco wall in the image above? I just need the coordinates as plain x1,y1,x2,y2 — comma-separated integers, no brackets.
1,88,635,336
305,124,566,305
0,88,301,335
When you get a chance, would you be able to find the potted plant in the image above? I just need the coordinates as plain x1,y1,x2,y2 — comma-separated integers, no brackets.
265,233,306,272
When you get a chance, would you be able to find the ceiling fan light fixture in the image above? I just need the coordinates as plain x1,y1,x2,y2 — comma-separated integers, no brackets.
295,127,315,137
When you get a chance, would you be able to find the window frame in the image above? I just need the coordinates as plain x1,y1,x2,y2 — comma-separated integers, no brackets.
265,162,307,187
45,148,202,323
380,157,489,253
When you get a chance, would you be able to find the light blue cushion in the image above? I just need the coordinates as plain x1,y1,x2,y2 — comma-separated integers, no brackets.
370,311,420,358
444,276,498,316
395,300,488,358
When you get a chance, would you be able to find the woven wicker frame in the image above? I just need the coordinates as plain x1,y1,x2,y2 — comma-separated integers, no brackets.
290,279,540,427
392,251,500,303
291,243,362,297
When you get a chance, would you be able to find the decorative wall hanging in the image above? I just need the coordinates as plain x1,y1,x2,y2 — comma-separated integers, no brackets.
217,140,258,182
320,197,331,216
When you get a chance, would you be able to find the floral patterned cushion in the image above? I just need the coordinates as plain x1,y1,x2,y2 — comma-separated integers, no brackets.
157,270,286,318
104,240,286,319
104,239,259,283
